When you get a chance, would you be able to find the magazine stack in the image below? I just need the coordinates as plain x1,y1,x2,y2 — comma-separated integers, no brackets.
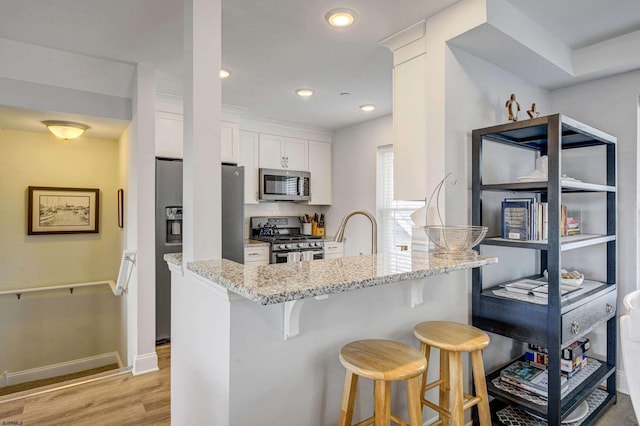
499,338,590,398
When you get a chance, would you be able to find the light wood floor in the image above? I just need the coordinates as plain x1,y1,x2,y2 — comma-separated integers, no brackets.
0,344,170,425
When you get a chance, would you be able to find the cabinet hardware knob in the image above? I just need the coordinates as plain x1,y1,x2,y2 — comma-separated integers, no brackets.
571,321,580,335
606,303,613,313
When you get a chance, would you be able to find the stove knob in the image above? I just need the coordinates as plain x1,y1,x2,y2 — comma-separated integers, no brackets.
279,244,287,249
285,244,292,249
298,243,304,248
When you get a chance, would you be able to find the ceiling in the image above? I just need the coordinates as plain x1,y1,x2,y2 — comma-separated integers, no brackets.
0,0,639,138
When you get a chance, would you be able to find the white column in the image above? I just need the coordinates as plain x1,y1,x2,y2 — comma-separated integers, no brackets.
182,0,222,263
129,63,159,374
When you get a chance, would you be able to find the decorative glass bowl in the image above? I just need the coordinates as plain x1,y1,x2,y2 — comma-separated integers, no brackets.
424,225,488,259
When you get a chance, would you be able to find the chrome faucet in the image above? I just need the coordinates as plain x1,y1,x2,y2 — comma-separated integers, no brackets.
334,209,378,254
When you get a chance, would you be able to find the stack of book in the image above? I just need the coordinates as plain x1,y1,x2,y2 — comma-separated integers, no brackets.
526,338,590,379
499,360,567,397
502,198,581,240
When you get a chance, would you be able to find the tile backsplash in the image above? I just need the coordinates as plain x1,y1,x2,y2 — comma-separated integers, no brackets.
244,203,330,238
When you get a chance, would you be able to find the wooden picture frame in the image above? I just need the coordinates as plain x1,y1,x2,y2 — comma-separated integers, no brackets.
28,186,99,235
117,188,124,228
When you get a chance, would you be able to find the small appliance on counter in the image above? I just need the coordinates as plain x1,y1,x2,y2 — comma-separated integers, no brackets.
250,216,324,264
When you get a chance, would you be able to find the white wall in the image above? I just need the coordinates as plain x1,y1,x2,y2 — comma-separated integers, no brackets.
0,129,122,374
329,115,392,256
549,69,640,391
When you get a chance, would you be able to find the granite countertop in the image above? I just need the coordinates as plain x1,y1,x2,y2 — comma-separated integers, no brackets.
164,252,497,305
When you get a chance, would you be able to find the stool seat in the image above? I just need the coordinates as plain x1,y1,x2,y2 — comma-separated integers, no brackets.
413,321,489,352
338,339,426,426
340,339,427,381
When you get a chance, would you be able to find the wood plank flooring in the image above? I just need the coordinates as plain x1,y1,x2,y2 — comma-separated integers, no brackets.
0,344,170,425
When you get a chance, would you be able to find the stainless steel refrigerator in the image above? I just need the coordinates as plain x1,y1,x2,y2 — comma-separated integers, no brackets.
155,160,244,344
155,158,183,344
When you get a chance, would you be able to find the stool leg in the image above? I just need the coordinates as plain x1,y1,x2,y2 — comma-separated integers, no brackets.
420,342,431,399
439,350,450,425
471,350,491,426
374,380,391,426
339,370,358,426
406,375,424,426
448,352,464,426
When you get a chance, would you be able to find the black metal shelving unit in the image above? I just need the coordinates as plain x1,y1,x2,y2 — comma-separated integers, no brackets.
471,114,617,425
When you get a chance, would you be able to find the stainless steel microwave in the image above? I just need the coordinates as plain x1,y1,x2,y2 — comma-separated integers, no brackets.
259,168,310,202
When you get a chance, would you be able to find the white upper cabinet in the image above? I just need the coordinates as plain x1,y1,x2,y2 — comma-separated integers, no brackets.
239,130,259,204
258,134,309,171
221,121,240,164
155,111,184,159
308,140,332,205
380,20,428,201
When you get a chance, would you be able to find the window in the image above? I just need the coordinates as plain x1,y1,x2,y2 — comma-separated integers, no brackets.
376,145,425,254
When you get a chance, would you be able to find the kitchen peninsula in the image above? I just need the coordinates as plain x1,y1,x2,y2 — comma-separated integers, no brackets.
166,252,496,425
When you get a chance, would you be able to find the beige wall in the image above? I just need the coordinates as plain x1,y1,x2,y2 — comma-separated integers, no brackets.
0,128,122,374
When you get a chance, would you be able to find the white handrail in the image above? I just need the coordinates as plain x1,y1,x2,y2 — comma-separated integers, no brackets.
0,280,117,300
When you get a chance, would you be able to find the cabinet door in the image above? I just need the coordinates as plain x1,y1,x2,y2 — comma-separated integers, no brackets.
156,111,183,159
239,130,259,204
284,137,309,171
259,134,285,169
393,54,427,200
221,121,239,164
308,140,332,205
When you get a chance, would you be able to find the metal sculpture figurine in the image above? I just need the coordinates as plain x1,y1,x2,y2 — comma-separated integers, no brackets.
505,93,520,122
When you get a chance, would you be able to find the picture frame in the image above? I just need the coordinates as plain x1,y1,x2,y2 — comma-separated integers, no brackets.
28,186,99,235
117,188,124,228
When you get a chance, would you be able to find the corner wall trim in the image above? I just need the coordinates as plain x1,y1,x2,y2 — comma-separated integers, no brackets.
132,351,159,376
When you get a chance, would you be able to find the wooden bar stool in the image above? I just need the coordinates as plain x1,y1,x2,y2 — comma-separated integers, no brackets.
413,321,491,426
339,339,427,426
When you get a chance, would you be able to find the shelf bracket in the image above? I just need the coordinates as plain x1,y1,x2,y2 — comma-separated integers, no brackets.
283,295,329,341
410,281,424,307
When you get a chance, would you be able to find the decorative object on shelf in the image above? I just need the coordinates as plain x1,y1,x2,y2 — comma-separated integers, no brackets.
27,186,99,235
527,103,540,119
505,93,520,122
117,188,124,228
424,173,487,259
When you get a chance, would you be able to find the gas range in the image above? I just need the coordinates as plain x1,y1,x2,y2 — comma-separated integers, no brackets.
250,216,325,263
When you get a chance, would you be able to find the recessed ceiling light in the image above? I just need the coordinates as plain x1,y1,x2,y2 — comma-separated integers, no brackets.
296,88,314,97
325,8,357,28
359,104,376,112
220,69,231,78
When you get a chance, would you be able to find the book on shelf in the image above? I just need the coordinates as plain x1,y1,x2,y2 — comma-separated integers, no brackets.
502,200,530,240
526,339,590,376
531,283,581,299
562,338,590,360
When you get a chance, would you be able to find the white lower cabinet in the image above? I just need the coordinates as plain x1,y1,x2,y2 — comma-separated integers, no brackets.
324,241,344,259
244,245,269,266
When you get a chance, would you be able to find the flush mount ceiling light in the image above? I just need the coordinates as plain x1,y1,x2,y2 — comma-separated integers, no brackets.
42,120,90,140
359,104,376,112
220,69,231,78
295,88,314,97
325,8,357,28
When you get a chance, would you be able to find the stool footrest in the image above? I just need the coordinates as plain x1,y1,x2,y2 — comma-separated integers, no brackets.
352,413,410,426
421,393,482,418
422,378,444,393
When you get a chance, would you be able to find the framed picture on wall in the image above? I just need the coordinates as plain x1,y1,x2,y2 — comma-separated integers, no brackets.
27,186,100,235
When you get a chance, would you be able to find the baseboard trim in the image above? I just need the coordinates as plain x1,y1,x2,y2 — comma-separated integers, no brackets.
132,351,159,375
2,352,121,387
